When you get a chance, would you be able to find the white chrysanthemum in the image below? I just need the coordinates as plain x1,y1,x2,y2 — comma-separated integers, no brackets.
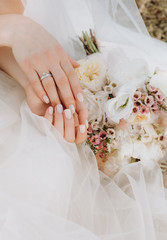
150,69,167,97
75,53,106,92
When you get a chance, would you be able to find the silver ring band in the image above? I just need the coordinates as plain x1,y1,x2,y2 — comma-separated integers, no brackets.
40,72,52,81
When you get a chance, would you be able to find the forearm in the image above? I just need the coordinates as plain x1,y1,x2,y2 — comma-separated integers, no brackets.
0,13,29,88
0,47,28,89
0,14,22,47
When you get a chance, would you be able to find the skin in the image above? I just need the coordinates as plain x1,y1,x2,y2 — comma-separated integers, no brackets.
0,0,88,143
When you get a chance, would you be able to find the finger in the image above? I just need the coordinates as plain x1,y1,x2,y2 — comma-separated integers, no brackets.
73,112,79,127
54,104,64,136
40,74,61,106
51,66,76,112
60,59,84,105
63,109,75,143
26,70,50,105
44,106,53,123
68,55,80,68
26,85,48,116
75,101,88,144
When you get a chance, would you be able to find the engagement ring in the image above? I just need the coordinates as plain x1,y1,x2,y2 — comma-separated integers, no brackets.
40,72,52,81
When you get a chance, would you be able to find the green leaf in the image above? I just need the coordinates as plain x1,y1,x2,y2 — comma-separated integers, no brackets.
120,98,129,108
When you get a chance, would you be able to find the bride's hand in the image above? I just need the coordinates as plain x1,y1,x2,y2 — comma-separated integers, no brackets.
11,15,84,112
26,85,88,144
44,105,88,144
0,14,88,129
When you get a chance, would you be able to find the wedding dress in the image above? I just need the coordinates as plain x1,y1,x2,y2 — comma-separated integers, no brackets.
0,0,167,239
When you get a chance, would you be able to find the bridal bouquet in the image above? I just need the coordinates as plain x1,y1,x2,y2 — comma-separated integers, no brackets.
76,31,167,177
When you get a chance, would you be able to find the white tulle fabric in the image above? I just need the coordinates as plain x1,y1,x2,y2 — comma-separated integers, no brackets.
0,0,167,239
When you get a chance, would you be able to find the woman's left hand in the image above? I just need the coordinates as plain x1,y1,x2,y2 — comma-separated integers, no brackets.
26,85,88,144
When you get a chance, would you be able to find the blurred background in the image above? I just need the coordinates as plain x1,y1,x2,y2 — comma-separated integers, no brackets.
135,0,167,42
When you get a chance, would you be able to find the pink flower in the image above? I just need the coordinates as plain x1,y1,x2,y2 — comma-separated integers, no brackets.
99,152,104,158
144,95,154,107
134,100,142,107
140,105,149,114
99,131,107,140
141,93,148,101
147,84,157,93
133,91,142,100
91,122,99,131
155,91,164,103
151,102,159,112
99,141,104,149
87,124,93,134
132,107,139,114
90,135,101,145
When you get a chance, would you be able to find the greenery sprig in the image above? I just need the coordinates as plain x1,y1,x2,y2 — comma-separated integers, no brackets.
79,29,99,55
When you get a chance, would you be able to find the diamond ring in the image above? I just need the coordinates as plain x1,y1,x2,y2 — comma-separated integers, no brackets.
40,72,52,81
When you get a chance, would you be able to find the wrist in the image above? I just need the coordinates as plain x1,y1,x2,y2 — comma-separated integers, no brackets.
0,14,24,48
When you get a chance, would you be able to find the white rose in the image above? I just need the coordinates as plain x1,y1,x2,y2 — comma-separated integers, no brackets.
150,69,167,97
105,85,135,124
127,113,151,124
75,53,106,92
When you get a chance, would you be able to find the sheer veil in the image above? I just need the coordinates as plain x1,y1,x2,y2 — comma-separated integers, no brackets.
0,1,166,239
21,0,167,65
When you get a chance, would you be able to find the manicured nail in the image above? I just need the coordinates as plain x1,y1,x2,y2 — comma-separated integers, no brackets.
56,104,63,114
86,120,88,129
43,95,50,104
80,125,86,134
69,104,75,114
49,106,53,115
77,93,84,102
64,109,72,119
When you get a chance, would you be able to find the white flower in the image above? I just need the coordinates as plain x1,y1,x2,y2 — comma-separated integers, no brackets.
119,140,162,164
107,48,149,92
75,53,106,92
127,113,151,124
150,69,167,97
83,89,108,123
105,85,135,124
141,124,157,143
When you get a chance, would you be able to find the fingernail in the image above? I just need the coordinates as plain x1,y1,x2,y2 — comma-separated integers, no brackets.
77,93,84,102
80,125,86,134
69,104,75,114
56,104,63,114
43,95,50,104
86,120,88,129
49,106,53,115
64,109,72,119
